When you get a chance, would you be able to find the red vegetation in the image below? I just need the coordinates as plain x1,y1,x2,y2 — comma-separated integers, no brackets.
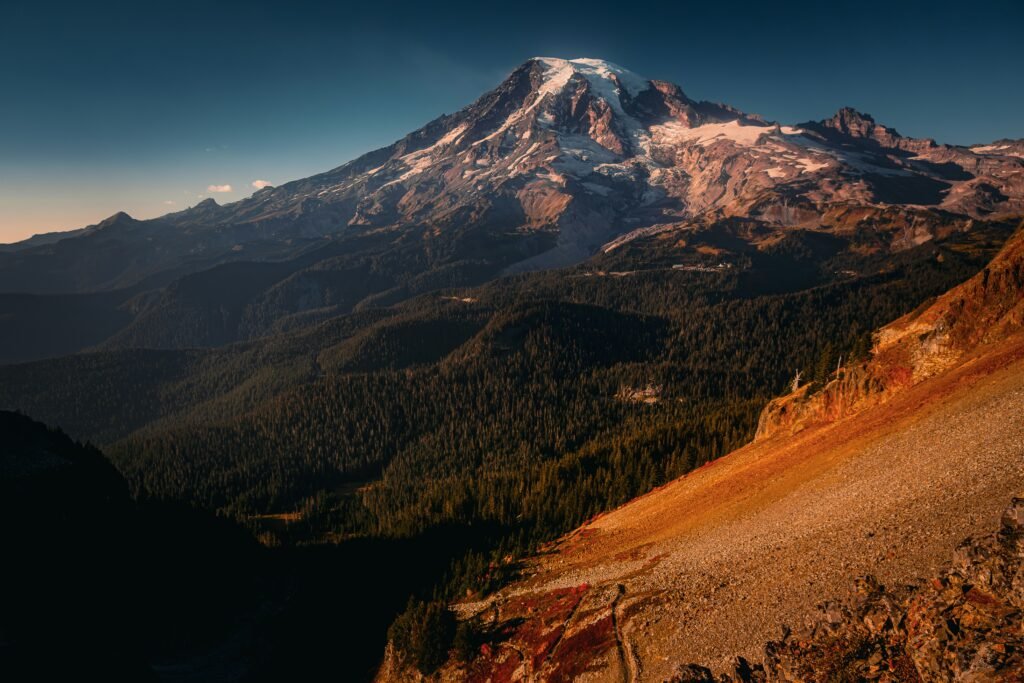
544,614,617,683
466,585,591,683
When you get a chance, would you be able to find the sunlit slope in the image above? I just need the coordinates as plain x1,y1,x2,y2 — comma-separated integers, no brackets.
409,227,1024,682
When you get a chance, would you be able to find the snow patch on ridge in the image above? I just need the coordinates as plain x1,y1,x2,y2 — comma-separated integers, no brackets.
535,59,577,97
534,57,651,99
653,120,775,147
370,123,470,187
554,134,620,176
972,144,1009,154
434,124,469,148
569,58,650,99
797,157,829,173
536,57,655,158
972,144,1024,158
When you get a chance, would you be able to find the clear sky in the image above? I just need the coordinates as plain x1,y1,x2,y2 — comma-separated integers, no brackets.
2,0,1022,243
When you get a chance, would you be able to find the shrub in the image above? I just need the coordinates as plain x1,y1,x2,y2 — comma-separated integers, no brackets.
388,597,457,674
451,620,480,662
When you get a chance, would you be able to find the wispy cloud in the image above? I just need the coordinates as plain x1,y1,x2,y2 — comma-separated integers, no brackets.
163,200,176,206
251,179,273,189
207,184,233,193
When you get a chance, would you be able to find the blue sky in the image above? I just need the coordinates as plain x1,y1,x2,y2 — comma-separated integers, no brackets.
1,0,1022,242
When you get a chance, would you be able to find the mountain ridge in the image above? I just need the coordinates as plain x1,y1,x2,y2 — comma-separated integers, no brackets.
3,57,1022,292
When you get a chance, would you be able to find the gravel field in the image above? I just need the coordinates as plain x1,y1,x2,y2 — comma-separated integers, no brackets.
470,337,1024,681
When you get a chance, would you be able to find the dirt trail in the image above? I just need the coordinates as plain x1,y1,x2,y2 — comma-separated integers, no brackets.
611,585,641,683
473,334,1024,680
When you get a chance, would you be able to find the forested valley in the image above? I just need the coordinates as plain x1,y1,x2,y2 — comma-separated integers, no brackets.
0,222,1013,679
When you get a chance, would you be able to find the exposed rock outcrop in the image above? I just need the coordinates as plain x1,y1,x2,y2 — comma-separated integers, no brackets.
803,106,938,155
669,497,1024,682
756,222,1024,440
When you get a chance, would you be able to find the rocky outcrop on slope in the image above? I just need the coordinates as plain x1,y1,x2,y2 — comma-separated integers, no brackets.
802,107,937,156
376,582,632,683
756,222,1024,440
377,328,1024,682
668,497,1024,683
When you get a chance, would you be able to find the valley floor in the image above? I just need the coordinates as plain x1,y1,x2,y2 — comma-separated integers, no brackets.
458,333,1024,681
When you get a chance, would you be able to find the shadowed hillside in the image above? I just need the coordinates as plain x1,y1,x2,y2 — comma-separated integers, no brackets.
0,413,534,682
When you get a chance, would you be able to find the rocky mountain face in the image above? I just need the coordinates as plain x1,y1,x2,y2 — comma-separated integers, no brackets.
1,57,1022,364
669,498,1024,682
122,59,1024,245
756,220,1024,440
3,57,1023,296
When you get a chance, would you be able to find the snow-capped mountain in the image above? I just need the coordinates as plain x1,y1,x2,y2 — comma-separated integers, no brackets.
164,57,1022,268
3,57,1023,293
